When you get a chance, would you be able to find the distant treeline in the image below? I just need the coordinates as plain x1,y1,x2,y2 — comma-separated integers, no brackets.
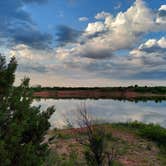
34,96,166,103
31,85,166,94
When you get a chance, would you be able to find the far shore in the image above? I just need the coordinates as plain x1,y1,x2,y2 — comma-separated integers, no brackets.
33,89,166,100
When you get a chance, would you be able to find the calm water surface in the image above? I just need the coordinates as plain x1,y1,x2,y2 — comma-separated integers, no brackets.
33,99,166,128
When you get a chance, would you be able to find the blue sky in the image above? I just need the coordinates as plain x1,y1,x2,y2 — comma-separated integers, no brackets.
25,0,164,34
1,0,166,86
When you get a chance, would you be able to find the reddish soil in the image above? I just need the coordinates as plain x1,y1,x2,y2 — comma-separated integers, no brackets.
48,126,162,166
34,90,166,99
34,91,57,98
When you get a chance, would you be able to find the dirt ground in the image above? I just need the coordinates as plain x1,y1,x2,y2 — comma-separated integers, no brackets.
47,125,164,166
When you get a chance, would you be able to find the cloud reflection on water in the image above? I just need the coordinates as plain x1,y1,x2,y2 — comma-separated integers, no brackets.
32,99,166,128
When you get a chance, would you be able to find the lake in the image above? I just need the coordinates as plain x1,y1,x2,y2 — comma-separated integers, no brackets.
33,99,166,129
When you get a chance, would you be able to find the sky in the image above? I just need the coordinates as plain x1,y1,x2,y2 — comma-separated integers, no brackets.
1,0,166,87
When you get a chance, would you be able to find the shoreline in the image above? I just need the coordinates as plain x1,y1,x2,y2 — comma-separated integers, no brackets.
34,89,166,100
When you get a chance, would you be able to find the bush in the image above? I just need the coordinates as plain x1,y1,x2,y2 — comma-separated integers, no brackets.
76,106,117,166
139,124,166,148
113,121,166,151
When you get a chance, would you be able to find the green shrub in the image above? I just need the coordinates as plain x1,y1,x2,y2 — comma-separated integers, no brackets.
113,121,166,152
139,124,166,148
0,55,55,166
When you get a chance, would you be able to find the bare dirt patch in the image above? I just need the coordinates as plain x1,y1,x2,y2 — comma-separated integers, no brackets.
47,126,162,166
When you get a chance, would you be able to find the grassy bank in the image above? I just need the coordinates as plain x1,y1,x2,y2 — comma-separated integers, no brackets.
112,122,166,149
46,122,166,166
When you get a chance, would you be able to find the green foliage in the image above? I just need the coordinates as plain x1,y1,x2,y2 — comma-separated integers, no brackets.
76,106,117,166
45,150,85,166
0,55,17,97
32,85,166,95
139,124,166,149
85,128,106,166
0,55,55,166
113,121,166,151
113,122,166,165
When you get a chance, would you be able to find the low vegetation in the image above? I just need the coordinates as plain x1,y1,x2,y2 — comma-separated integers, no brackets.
47,122,166,166
112,121,166,152
32,85,166,95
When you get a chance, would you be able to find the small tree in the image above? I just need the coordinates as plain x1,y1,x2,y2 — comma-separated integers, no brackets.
0,55,55,166
76,105,116,166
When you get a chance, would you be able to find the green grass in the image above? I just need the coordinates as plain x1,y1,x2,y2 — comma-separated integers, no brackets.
112,121,166,148
112,121,166,165
45,150,86,166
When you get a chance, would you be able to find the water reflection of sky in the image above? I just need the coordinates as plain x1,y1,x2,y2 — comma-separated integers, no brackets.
32,99,166,129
